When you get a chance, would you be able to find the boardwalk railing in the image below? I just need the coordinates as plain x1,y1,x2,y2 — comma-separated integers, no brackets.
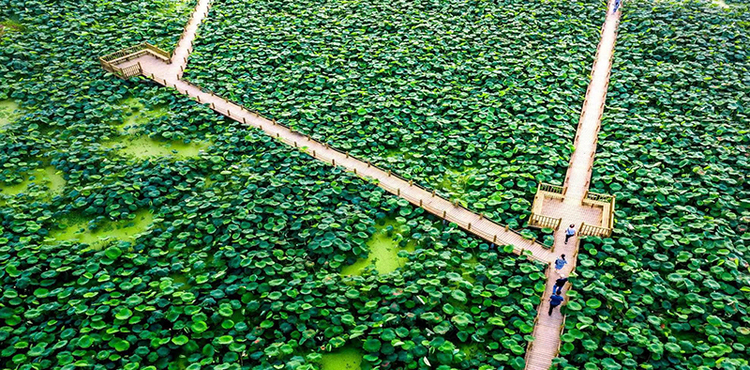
607,196,615,229
150,76,552,262
528,212,562,231
538,182,567,198
99,43,172,79
524,265,552,364
118,64,144,79
584,190,614,203
579,222,612,238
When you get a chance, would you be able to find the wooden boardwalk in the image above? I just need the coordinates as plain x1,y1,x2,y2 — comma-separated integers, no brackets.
524,1,623,369
106,0,625,368
115,0,555,264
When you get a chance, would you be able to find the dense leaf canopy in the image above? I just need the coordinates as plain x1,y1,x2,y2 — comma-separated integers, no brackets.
559,0,750,369
0,0,547,369
183,0,604,227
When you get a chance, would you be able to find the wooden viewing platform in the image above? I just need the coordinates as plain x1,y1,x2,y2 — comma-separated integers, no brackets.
528,182,615,241
99,42,172,79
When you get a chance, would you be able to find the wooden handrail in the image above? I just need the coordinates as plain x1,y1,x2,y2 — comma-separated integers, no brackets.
529,212,562,231
539,182,566,195
119,64,143,78
100,43,172,65
584,190,614,202
578,222,612,238
143,43,172,60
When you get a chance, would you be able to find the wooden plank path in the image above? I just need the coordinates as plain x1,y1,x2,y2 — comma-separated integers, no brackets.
116,0,555,264
109,0,625,368
523,1,623,369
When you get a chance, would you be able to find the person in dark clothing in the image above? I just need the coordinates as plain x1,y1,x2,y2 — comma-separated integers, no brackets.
549,292,564,316
553,274,568,295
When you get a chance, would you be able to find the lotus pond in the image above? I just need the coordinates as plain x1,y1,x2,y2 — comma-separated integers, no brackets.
183,0,605,227
0,0,550,369
560,0,750,369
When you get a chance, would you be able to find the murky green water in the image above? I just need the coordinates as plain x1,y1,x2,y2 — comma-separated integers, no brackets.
48,209,154,249
0,100,20,128
109,98,209,159
105,136,208,159
320,347,363,370
117,97,168,133
0,166,66,198
340,219,415,276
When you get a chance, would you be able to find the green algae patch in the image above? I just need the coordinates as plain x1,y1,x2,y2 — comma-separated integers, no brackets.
48,209,154,249
459,343,480,359
319,347,363,370
0,166,66,198
0,100,21,128
105,136,209,160
341,219,415,276
117,97,169,134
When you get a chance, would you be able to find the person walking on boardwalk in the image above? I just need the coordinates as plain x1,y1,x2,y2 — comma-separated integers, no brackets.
613,0,621,13
549,292,564,316
553,274,568,295
554,254,567,274
565,224,576,244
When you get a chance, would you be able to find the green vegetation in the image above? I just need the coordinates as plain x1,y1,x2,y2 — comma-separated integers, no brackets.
0,0,547,369
559,0,750,368
4,0,748,369
184,0,604,227
560,239,750,369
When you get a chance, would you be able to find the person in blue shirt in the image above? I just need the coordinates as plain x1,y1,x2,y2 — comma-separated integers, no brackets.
565,224,576,244
554,254,567,274
549,292,564,316
613,0,621,13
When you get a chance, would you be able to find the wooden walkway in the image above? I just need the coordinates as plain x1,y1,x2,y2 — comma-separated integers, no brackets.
107,0,625,368
524,1,623,369
115,0,555,264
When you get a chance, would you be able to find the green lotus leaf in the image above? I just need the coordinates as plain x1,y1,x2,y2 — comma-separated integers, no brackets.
583,297,603,310
363,338,381,352
171,335,189,346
